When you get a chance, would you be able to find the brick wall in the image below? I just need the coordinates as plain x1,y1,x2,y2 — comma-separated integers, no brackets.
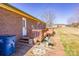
0,8,23,40
0,8,46,40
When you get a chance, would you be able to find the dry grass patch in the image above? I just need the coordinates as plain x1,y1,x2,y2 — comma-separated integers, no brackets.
56,27,79,56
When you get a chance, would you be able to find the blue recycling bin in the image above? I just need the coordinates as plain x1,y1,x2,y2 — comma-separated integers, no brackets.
0,35,16,56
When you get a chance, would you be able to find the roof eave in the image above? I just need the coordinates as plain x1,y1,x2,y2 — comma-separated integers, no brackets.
0,3,46,24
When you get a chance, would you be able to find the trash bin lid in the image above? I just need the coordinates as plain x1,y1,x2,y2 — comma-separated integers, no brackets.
0,35,16,37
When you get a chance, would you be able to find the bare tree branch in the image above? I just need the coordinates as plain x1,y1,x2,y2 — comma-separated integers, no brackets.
42,9,55,28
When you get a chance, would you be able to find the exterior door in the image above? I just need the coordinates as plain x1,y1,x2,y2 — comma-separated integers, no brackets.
22,17,27,36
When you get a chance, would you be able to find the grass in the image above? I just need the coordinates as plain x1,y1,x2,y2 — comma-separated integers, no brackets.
56,27,79,56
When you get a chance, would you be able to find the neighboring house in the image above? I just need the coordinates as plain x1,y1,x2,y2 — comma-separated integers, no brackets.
0,3,46,40
52,24,58,28
52,24,66,28
57,24,66,28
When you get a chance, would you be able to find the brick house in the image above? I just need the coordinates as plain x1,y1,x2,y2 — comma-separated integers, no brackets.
0,3,46,41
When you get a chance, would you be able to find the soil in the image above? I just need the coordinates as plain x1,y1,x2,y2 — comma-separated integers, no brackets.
25,32,65,56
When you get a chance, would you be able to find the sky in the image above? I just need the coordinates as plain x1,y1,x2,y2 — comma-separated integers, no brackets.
9,3,79,24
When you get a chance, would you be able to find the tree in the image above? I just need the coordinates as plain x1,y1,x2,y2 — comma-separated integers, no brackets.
68,16,77,24
68,15,79,27
67,8,79,26
42,9,55,28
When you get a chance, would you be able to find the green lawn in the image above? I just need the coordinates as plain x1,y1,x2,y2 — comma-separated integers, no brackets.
56,27,79,56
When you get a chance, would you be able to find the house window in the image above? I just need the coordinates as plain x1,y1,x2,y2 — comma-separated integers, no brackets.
32,25,35,29
22,17,27,36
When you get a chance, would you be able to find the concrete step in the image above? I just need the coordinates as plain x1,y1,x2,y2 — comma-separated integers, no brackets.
19,40,29,43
